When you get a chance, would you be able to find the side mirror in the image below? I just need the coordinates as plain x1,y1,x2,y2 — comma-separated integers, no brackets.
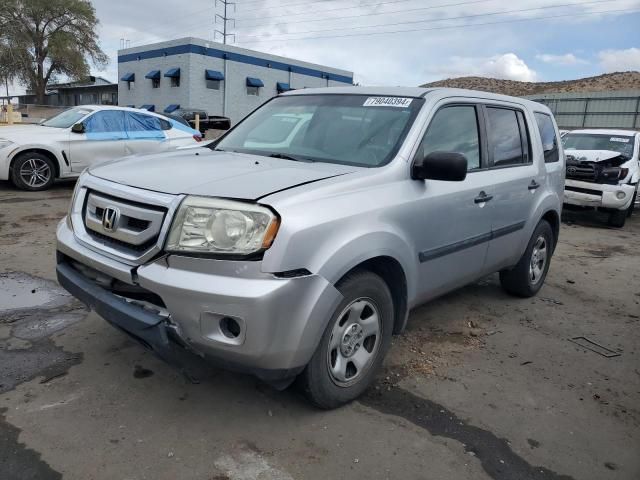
412,151,468,181
71,122,85,134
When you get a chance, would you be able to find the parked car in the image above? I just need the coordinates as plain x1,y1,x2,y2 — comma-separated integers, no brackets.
562,129,639,227
172,107,231,133
56,87,564,408
0,105,202,191
159,112,191,128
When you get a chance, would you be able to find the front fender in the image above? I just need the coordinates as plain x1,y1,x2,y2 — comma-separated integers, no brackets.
8,145,67,175
263,220,418,303
316,231,417,299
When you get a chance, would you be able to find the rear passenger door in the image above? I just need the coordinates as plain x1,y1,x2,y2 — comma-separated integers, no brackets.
124,112,169,156
482,105,543,272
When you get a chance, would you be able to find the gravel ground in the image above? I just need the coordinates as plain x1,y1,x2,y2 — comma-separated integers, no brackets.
1,179,639,480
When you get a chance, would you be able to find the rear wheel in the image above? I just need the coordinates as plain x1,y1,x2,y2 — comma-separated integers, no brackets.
500,220,553,298
299,270,394,409
11,153,55,191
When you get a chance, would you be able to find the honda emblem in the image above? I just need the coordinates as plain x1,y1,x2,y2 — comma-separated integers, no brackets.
102,207,119,232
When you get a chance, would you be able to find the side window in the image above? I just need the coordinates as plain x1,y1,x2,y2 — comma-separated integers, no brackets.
124,112,165,139
485,107,526,167
534,112,559,163
84,111,126,134
419,105,481,171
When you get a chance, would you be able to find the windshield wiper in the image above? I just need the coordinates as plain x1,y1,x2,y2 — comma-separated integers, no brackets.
267,152,313,162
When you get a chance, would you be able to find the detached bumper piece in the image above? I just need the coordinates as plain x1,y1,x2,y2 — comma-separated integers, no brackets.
56,259,206,382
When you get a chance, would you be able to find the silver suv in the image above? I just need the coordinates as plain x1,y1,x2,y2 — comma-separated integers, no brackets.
56,87,564,408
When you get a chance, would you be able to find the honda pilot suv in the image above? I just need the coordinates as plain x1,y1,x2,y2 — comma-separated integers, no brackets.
56,87,564,408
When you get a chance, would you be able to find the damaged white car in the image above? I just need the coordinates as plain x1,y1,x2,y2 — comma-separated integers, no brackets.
563,129,639,227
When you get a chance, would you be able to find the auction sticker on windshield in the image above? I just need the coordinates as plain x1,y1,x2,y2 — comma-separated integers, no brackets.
610,137,630,143
363,97,413,108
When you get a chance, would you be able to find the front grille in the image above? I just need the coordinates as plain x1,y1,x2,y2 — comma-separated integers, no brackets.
87,229,158,252
83,190,167,256
566,160,597,183
566,155,623,185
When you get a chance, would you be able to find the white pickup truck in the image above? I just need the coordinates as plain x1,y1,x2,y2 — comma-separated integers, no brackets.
563,129,639,227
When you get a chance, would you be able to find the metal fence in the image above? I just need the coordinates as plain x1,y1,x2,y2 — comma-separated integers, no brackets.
525,90,640,130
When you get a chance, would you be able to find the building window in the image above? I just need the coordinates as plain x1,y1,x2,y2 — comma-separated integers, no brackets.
127,81,134,91
246,77,264,96
171,77,180,88
207,79,221,90
152,78,160,88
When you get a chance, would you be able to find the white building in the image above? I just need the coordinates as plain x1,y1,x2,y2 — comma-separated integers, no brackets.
117,37,354,124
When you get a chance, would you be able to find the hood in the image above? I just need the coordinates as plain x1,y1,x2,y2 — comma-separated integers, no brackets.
564,149,625,163
89,149,359,199
0,125,67,142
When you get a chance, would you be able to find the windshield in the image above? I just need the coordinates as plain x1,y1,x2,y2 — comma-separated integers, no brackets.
42,107,93,128
563,133,635,159
214,94,424,167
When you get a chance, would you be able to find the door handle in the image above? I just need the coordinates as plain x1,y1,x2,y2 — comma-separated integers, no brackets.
528,180,541,191
474,191,493,204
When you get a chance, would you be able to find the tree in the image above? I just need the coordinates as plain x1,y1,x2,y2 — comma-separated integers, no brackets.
0,45,18,98
0,0,108,104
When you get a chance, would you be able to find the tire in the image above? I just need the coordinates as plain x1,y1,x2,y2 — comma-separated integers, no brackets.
500,220,554,298
11,152,55,191
627,191,637,218
299,270,394,409
608,208,627,228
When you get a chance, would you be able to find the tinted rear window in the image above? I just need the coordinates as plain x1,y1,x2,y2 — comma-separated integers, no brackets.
534,113,559,163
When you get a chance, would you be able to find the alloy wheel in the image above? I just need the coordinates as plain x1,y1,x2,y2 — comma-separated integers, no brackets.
19,158,51,188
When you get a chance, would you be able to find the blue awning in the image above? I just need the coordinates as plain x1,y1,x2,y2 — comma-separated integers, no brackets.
246,77,264,88
140,104,155,112
205,70,224,81
164,68,180,78
164,104,180,113
120,72,135,82
145,70,161,80
276,82,291,93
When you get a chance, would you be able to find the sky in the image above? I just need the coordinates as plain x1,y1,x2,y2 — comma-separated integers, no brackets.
8,0,640,95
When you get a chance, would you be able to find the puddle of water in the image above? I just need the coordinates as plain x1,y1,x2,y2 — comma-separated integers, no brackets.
0,273,71,313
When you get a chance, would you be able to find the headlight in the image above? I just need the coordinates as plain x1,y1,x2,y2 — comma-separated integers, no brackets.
166,196,280,256
0,139,14,150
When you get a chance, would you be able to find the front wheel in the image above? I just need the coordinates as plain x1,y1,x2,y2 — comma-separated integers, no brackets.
299,270,394,409
500,220,554,298
11,153,55,191
626,191,636,218
608,208,627,228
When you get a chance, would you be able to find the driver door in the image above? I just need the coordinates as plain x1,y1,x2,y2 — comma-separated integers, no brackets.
68,110,127,172
409,103,494,302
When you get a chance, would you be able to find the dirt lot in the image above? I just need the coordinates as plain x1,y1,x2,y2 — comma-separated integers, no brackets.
1,180,639,480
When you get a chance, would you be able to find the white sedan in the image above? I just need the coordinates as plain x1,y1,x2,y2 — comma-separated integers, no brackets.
0,105,203,191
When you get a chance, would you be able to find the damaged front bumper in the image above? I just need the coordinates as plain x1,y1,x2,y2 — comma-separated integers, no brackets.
563,179,636,211
56,218,343,386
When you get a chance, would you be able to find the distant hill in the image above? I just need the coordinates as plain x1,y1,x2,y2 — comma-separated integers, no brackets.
420,71,640,97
